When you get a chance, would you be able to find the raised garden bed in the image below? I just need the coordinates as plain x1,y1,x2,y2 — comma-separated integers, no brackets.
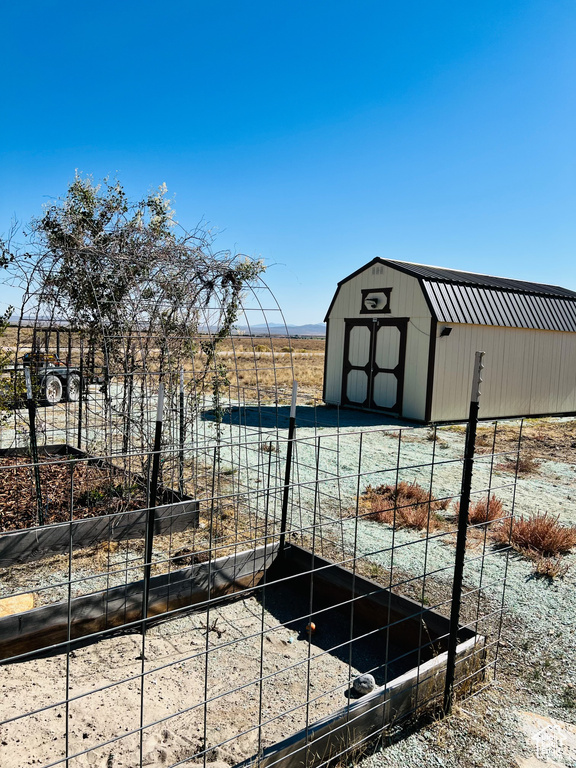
0,445,199,566
0,542,484,768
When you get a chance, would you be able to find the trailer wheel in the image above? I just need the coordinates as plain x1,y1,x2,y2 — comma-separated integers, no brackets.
43,375,63,405
66,373,81,402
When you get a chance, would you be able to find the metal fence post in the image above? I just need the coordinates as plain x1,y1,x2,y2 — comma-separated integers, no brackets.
179,369,185,497
279,380,298,554
122,354,134,457
142,383,164,634
77,351,84,451
24,367,44,525
443,351,485,714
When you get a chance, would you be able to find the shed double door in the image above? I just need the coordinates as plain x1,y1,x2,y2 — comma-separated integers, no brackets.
341,318,407,413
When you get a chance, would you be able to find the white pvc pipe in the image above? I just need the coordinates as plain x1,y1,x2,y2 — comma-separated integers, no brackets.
156,382,165,422
290,380,298,419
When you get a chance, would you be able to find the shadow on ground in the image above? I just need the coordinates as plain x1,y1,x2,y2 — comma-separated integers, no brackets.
202,404,417,431
256,577,420,686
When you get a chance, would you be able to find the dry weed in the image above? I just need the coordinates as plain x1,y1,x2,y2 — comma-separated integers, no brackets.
492,512,576,558
455,495,505,526
532,555,570,579
475,430,494,448
363,481,449,531
496,453,539,474
425,427,447,446
260,440,278,453
447,418,576,463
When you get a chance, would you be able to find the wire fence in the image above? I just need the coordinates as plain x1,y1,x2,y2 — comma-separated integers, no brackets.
0,346,531,768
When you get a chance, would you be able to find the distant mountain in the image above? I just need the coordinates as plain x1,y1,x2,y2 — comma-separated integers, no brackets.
235,323,326,337
279,323,326,336
10,316,326,337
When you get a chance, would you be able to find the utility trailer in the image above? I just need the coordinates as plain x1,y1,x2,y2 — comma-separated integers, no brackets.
4,352,82,405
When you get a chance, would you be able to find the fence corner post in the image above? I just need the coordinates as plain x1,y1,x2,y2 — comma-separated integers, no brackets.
142,383,165,634
443,351,485,715
279,380,298,555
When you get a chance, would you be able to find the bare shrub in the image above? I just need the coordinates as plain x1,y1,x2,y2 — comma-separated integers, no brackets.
455,495,505,526
496,453,540,474
364,481,448,531
425,427,447,446
533,556,570,580
260,440,277,453
493,512,576,558
475,430,493,448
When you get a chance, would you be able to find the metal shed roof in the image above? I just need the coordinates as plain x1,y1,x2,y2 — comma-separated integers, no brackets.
326,258,576,332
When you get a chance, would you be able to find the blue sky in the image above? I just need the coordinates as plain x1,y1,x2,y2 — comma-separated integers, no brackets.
1,1,574,324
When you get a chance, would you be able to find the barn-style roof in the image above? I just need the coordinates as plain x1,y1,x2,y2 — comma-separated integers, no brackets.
326,258,576,332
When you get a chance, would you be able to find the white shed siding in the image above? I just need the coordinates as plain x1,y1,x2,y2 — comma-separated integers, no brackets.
403,316,432,419
324,321,345,403
558,334,576,412
325,263,432,419
431,325,576,421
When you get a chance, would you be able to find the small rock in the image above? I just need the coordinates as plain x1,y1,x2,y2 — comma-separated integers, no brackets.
353,674,376,695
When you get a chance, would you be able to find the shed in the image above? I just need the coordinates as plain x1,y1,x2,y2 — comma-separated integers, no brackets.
323,258,576,423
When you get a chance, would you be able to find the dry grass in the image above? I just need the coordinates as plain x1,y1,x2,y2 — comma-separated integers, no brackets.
260,440,278,453
362,481,449,531
227,350,323,398
475,430,494,448
532,555,570,579
495,453,540,474
455,495,505,526
464,418,576,462
215,337,325,400
425,427,448,446
492,512,576,558
2,327,326,403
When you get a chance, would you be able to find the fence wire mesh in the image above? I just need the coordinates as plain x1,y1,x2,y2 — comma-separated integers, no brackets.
0,320,528,768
